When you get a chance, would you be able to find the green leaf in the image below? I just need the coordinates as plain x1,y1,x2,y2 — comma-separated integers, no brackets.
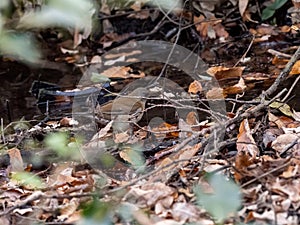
0,32,40,63
80,199,112,224
91,73,111,83
11,171,45,189
19,0,94,30
45,132,68,152
262,8,275,21
120,145,145,172
0,0,9,10
194,173,241,223
270,101,294,117
44,132,81,160
262,0,288,20
149,0,182,12
13,118,31,131
269,0,288,10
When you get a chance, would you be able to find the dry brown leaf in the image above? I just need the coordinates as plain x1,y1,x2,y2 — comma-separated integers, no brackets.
171,202,200,222
223,77,246,95
130,1,145,11
290,61,300,75
243,9,259,23
214,22,229,38
125,182,176,208
58,199,79,221
272,56,289,67
188,80,202,94
0,216,10,225
90,55,102,64
237,119,259,158
281,25,291,33
119,148,137,164
128,10,150,19
271,178,300,204
151,122,179,139
268,112,286,129
207,66,244,80
273,57,300,76
194,15,208,38
281,165,298,178
155,195,174,214
206,87,225,99
194,15,228,39
256,25,278,35
239,0,249,17
7,148,24,173
186,111,199,126
100,33,134,48
271,133,299,154
101,66,145,79
114,132,130,143
235,119,259,182
153,143,201,181
59,117,78,127
47,162,76,187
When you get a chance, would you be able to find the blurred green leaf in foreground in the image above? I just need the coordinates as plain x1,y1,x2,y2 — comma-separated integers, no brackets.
194,173,242,223
0,0,96,64
19,0,95,30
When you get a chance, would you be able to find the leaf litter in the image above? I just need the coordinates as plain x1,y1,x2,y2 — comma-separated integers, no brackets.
1,1,300,224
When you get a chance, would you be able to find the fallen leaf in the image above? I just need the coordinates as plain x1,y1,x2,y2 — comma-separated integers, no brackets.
268,112,286,128
239,0,249,17
223,77,246,95
101,66,145,79
207,66,244,80
270,101,294,118
60,117,79,127
194,15,228,39
188,80,202,94
271,133,299,154
206,87,225,99
281,165,298,178
235,119,259,182
7,148,24,173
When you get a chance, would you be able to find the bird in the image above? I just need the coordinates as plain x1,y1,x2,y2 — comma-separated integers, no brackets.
95,87,148,131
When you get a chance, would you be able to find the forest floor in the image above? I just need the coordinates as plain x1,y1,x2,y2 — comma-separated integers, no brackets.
0,1,300,224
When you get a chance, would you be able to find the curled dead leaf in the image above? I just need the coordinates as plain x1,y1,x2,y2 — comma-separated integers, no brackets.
206,87,225,99
207,66,244,80
235,119,259,182
188,80,202,94
7,148,24,173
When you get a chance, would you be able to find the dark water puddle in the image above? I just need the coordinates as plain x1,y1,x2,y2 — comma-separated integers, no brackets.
0,61,81,124
0,52,299,127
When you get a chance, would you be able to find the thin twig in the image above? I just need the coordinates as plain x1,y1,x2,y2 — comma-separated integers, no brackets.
281,74,300,102
1,118,5,145
264,46,300,97
234,34,255,67
240,159,291,188
267,49,291,58
279,139,298,157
